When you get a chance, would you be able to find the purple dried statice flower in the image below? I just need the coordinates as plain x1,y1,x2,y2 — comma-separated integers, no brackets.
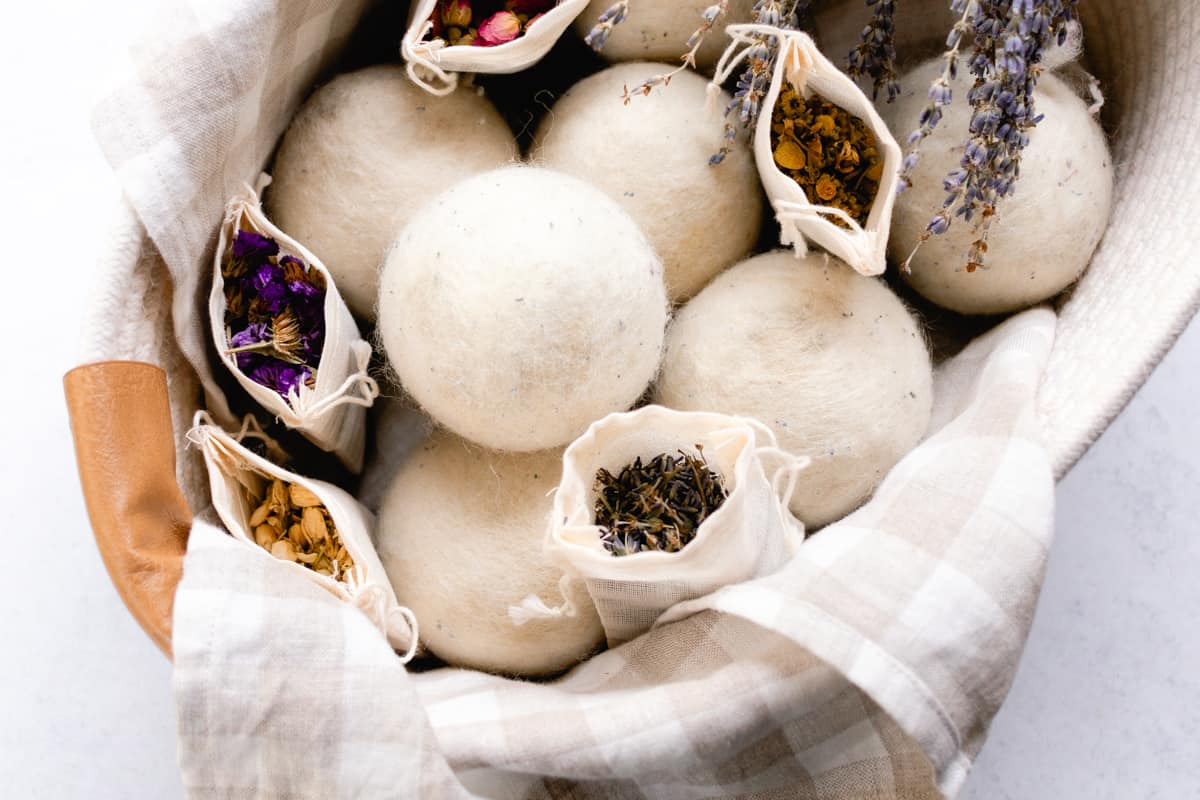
222,228,328,400
901,0,1077,272
245,358,313,398
846,0,899,102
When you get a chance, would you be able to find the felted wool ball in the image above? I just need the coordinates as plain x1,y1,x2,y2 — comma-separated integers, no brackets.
268,65,517,319
654,250,933,529
882,58,1113,315
378,165,668,452
376,430,605,676
529,63,762,302
574,0,757,73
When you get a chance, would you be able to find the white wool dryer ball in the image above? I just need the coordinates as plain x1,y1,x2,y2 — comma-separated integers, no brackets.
882,58,1113,315
379,165,668,452
268,64,517,319
574,0,757,72
530,62,762,302
377,430,605,676
654,250,933,529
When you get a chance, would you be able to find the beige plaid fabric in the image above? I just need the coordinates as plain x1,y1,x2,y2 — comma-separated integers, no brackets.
93,1,1058,797
172,307,1055,799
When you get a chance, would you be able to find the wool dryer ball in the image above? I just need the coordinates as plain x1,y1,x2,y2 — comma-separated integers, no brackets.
654,251,933,529
574,0,757,72
267,65,517,320
882,58,1114,315
376,430,605,676
530,63,762,302
378,165,668,452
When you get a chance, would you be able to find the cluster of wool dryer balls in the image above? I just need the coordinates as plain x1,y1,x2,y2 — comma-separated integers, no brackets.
265,14,1112,674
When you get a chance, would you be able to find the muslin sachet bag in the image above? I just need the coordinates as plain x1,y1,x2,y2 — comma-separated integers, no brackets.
712,27,901,276
210,179,378,473
512,406,808,646
190,412,419,659
401,0,591,95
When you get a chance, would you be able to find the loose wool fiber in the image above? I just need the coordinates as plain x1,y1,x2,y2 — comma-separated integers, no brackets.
654,251,933,529
379,165,668,452
377,430,604,676
882,59,1114,315
530,63,762,302
268,65,517,320
574,0,756,72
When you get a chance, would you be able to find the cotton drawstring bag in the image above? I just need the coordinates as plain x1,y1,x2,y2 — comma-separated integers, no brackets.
401,0,591,95
209,180,379,473
712,27,901,276
189,412,419,659
514,405,809,645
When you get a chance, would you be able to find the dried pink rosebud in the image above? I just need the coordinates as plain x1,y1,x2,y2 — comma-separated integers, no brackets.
477,11,521,46
524,12,546,30
440,0,472,29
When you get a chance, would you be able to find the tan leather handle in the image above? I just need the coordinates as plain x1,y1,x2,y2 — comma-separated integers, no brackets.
64,361,192,659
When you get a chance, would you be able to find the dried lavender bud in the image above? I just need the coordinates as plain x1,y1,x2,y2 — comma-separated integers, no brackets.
617,1,732,101
846,0,899,102
711,0,811,166
770,85,884,228
900,0,1078,272
584,0,629,51
594,448,728,557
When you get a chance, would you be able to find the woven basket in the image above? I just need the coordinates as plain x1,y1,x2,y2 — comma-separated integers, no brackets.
68,0,1200,794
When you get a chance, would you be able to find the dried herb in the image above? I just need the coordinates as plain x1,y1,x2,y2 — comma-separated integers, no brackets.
593,448,728,557
222,230,326,398
426,0,555,47
247,478,354,579
769,85,883,228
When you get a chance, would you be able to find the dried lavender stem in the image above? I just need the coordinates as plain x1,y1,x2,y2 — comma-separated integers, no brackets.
584,0,630,51
620,1,731,102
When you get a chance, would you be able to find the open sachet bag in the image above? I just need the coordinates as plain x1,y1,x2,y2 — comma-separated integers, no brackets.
190,412,418,659
713,27,901,276
401,0,591,94
209,181,378,473
514,406,808,646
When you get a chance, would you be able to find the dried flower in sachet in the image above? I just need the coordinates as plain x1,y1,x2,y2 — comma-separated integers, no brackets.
654,250,932,530
401,0,591,95
267,65,516,321
530,63,762,302
883,58,1112,315
377,165,668,453
376,430,604,677
190,413,419,660
711,27,901,276
211,182,378,473
514,405,807,646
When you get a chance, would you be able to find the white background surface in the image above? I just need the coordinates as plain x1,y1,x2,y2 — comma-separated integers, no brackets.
1,1,1197,797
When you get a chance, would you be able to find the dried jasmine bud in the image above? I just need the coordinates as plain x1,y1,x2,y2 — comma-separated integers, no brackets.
769,85,883,229
246,478,354,579
593,447,728,557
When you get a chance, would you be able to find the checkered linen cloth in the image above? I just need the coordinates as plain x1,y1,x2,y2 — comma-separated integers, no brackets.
94,1,1058,797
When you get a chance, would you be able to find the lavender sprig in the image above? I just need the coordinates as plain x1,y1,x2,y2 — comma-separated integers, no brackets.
896,0,977,195
584,0,629,51
847,0,900,102
711,0,810,166
619,2,732,102
902,0,1077,272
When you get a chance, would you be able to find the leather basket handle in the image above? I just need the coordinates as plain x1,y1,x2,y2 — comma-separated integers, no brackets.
64,361,192,659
